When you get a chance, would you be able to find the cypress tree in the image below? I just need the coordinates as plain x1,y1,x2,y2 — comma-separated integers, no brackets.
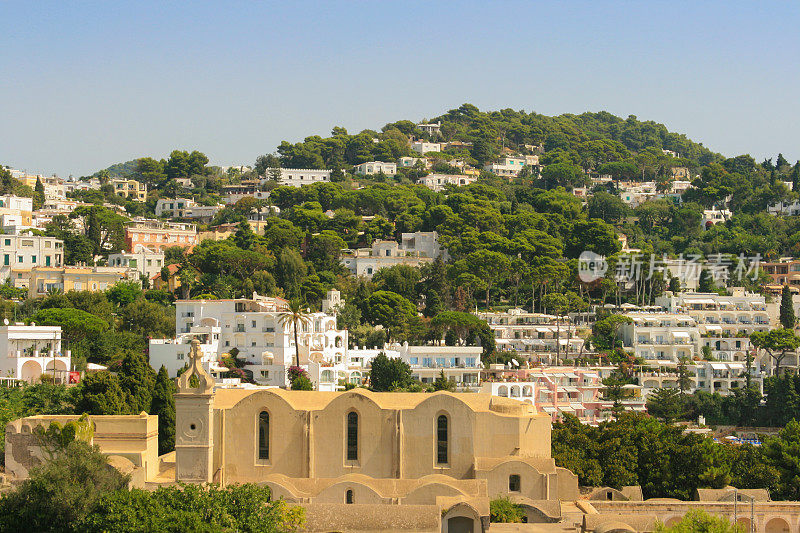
780,285,796,330
119,351,156,414
151,366,176,455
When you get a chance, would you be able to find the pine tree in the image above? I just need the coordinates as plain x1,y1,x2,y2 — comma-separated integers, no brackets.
150,366,176,455
780,285,796,330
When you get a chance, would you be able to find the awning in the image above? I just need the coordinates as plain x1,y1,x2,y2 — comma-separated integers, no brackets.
631,405,647,411
541,406,556,413
686,298,716,305
727,363,746,370
703,325,723,331
709,362,728,370
535,327,551,333
569,403,585,410
672,332,690,338
563,386,580,393
558,405,575,413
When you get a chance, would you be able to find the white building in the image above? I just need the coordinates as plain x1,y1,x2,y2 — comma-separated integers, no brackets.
768,200,800,216
398,157,430,169
0,325,69,384
107,249,165,280
259,168,331,188
411,141,441,154
478,309,586,364
417,174,477,192
0,234,63,284
618,312,700,362
341,231,446,277
354,161,397,176
155,198,197,218
655,289,770,363
484,156,529,177
149,291,348,389
349,342,483,391
416,122,441,136
702,207,732,229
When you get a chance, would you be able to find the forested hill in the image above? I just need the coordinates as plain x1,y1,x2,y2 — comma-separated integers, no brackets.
273,103,721,171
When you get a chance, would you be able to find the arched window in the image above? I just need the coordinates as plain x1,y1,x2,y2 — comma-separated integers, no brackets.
509,474,521,492
346,411,358,461
258,411,269,460
436,414,448,465
345,489,354,504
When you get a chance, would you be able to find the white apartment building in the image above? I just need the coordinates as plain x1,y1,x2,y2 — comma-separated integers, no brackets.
482,366,646,424
354,161,397,176
107,249,165,280
768,200,800,216
0,325,69,384
149,291,348,389
484,156,528,177
341,231,446,277
417,174,477,192
349,342,483,391
155,198,196,218
411,141,441,154
0,234,63,284
637,360,764,397
618,312,700,362
655,290,770,362
478,309,586,363
258,168,331,188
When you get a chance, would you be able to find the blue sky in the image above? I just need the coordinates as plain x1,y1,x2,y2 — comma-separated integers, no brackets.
1,1,798,176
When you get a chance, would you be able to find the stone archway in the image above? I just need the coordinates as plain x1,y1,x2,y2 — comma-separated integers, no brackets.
447,516,473,533
735,517,751,532
764,517,790,533
663,516,683,528
20,360,42,383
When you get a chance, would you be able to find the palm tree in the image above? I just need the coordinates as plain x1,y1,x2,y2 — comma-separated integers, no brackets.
278,299,312,368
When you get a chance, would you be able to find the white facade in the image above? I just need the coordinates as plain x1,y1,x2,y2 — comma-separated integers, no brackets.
702,207,732,229
618,312,700,362
478,308,585,363
484,156,536,177
398,157,430,169
417,174,477,192
0,234,63,284
416,122,441,136
341,231,446,277
259,168,331,188
0,325,69,384
411,141,441,154
354,161,397,176
149,292,348,389
655,290,770,363
107,249,165,280
768,200,800,216
155,198,197,218
349,342,483,390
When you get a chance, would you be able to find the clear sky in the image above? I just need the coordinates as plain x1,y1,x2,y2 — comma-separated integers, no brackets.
1,1,798,177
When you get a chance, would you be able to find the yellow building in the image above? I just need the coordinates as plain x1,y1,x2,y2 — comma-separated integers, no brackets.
26,265,140,297
110,178,147,201
169,341,578,531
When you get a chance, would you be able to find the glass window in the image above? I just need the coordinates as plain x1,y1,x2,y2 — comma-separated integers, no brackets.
258,411,269,460
436,415,448,465
509,474,521,492
346,411,358,461
345,489,354,504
